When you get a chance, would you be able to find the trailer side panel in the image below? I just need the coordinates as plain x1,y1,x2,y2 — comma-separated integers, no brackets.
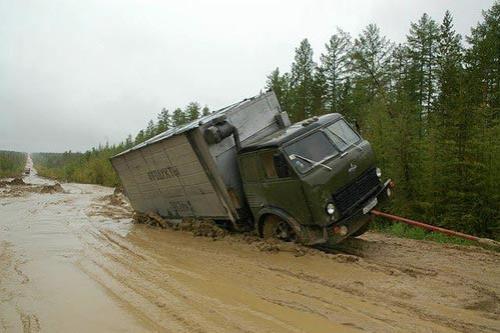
111,133,229,219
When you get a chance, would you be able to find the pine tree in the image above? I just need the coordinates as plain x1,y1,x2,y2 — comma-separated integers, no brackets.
157,108,171,133
172,108,187,127
351,24,393,101
290,39,316,121
185,102,201,121
145,120,156,139
134,130,145,144
320,29,352,114
464,3,500,236
265,67,291,113
312,67,327,115
202,106,210,116
125,134,133,148
406,13,440,119
426,11,464,227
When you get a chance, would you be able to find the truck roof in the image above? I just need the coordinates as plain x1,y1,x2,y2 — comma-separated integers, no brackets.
112,91,275,159
239,113,342,153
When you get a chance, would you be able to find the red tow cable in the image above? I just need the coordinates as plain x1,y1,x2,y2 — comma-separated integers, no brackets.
370,209,499,247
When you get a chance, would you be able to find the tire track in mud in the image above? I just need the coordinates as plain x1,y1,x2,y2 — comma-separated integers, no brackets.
78,227,306,333
19,312,41,333
2,176,500,332
91,218,499,331
79,224,442,331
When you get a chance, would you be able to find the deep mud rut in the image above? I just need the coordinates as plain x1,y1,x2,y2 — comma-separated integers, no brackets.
0,170,499,332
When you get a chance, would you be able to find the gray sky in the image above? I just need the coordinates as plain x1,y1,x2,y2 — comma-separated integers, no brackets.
0,0,495,153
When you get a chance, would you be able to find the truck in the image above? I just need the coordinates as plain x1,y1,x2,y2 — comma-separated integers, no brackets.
111,91,392,245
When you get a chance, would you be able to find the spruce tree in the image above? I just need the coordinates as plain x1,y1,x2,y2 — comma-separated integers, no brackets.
290,39,316,121
464,3,500,236
202,106,210,116
145,120,156,139
157,108,171,133
172,108,187,127
134,130,145,144
406,13,440,119
185,102,201,121
320,29,352,114
265,67,291,113
351,24,393,101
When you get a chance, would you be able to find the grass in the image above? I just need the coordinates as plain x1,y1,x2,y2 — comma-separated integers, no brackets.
371,219,476,246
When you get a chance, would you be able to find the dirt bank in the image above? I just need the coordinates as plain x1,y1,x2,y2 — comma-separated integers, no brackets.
0,173,499,332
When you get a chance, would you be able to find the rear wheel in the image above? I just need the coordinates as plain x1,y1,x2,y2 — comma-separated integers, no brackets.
262,215,297,242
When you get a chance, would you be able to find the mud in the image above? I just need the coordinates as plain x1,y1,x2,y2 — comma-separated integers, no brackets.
0,170,499,332
39,183,64,194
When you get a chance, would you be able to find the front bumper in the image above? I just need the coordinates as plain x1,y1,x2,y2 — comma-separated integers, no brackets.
324,178,391,245
298,179,391,245
294,179,391,246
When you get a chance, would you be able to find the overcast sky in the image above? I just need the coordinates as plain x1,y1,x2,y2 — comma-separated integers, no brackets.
0,0,495,153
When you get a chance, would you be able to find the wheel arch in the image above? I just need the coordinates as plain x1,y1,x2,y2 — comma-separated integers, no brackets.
256,207,302,238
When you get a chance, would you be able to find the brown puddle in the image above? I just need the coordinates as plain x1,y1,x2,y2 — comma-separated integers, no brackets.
1,172,499,332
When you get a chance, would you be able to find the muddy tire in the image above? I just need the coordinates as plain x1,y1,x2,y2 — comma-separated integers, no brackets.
350,222,370,238
262,215,297,242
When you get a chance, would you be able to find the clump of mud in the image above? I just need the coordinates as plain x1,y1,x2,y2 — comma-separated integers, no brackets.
131,211,365,260
113,186,124,196
0,179,67,197
101,193,128,207
88,192,133,220
179,218,227,238
133,212,227,240
40,183,64,194
7,178,25,185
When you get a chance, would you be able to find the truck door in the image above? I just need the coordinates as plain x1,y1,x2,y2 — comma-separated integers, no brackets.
258,150,312,225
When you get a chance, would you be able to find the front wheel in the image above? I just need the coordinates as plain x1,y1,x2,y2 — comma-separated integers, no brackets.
262,215,297,242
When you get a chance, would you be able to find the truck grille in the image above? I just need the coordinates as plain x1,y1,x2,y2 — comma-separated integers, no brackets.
332,168,380,214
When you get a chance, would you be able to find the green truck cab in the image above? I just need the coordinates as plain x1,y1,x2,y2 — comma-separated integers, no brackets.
237,113,392,245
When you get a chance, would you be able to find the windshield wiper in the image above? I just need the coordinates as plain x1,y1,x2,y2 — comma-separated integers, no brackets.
327,131,363,152
290,154,332,171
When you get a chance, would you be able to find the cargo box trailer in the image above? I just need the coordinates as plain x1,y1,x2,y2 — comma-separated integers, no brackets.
111,91,290,229
111,91,392,245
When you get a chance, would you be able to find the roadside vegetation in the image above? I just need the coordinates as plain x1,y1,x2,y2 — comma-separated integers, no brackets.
32,102,210,187
0,150,25,178
371,220,476,246
33,3,499,240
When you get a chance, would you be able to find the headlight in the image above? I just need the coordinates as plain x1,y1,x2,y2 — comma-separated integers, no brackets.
376,167,382,178
326,203,335,215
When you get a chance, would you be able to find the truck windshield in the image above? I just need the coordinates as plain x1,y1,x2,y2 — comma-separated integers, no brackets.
324,119,361,151
284,132,339,173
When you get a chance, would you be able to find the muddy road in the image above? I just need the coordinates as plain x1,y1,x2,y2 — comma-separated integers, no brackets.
0,171,499,332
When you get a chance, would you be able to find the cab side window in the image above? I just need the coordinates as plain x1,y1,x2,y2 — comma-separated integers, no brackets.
260,151,291,179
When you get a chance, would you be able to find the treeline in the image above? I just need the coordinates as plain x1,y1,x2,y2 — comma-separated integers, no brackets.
266,5,499,237
32,102,210,187
0,150,26,178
